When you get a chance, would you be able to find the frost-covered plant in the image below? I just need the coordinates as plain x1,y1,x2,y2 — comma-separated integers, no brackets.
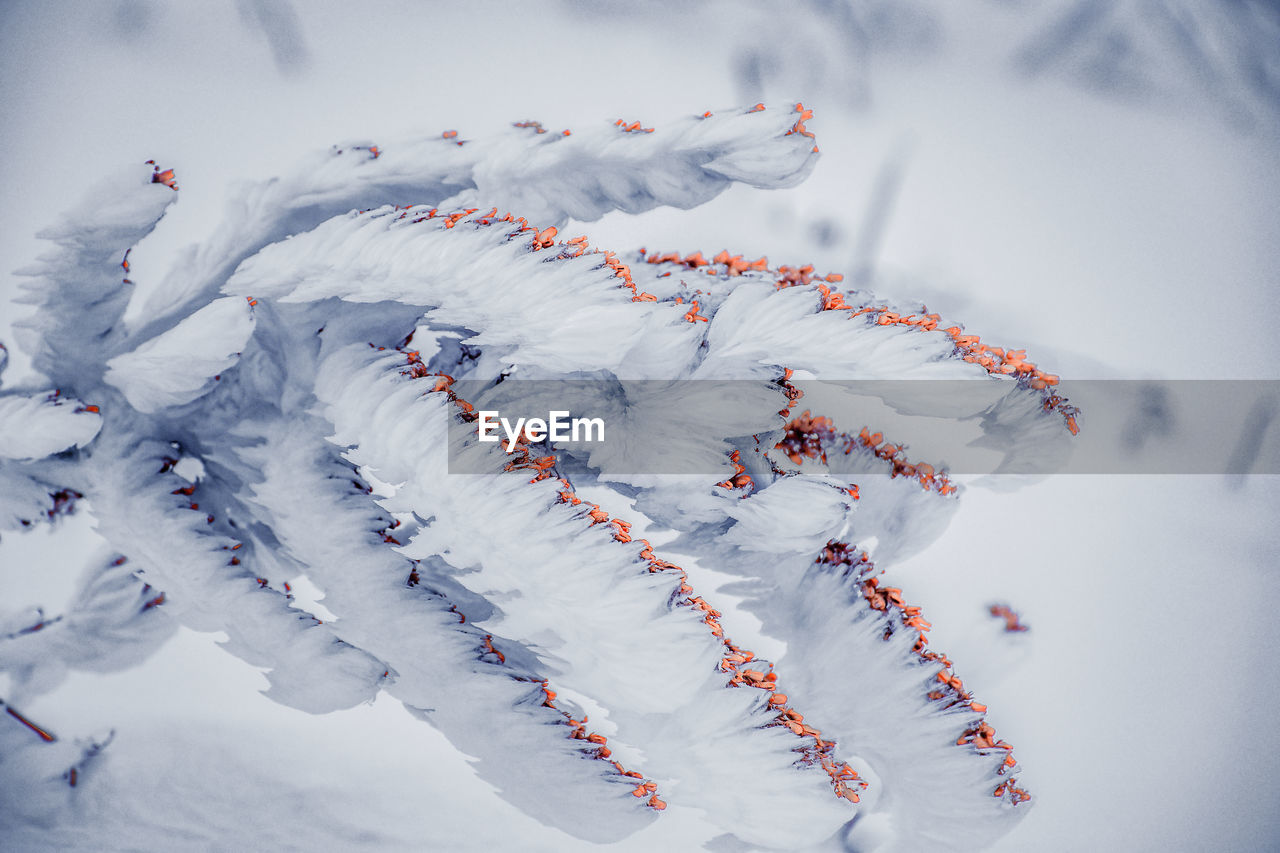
1,104,1073,850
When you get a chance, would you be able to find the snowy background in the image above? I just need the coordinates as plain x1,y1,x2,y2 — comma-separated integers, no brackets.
1,1,1278,850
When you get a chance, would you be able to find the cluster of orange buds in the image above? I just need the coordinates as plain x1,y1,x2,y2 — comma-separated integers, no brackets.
852,306,1078,434
391,208,613,300
441,208,479,230
816,752,864,801
633,539,693,595
775,369,806,419
712,250,770,277
687,595,725,637
674,296,709,323
958,720,1029,803
861,575,932,636
729,664,776,690
550,476,867,805
775,264,843,289
614,119,654,134
559,494,636,546
993,779,1032,805
850,427,957,495
397,206,484,229
441,130,464,146
775,413,955,495
555,477,582,507
988,603,1029,633
848,305,940,330
645,250,702,266
244,574,291,601
145,160,177,190
479,634,506,664
397,352,475,420
546,689,665,810
718,644,755,674
786,102,815,139
531,225,558,250
379,221,749,307
714,449,755,493
395,206,486,231
817,540,869,571
817,542,1030,806
773,263,847,308
720,655,866,803
399,349,435,381
567,718,669,811
601,250,635,286
380,517,404,547
397,205,435,224
513,120,548,134
1039,389,1078,434
609,517,632,543
956,720,1011,751
598,250,659,302
502,443,558,483
642,248,770,278
776,410,837,465
814,281,850,311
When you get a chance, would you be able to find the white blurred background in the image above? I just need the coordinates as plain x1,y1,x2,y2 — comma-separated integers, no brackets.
1,1,1278,850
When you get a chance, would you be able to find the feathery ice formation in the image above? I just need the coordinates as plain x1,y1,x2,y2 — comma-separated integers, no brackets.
2,104,1069,850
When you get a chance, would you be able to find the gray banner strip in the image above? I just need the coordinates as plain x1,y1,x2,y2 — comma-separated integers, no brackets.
444,380,1280,475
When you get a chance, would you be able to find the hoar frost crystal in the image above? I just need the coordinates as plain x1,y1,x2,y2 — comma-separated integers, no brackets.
1,103,1069,851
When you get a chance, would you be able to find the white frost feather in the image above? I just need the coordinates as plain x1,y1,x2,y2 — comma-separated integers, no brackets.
315,348,857,848
722,476,856,554
0,394,101,460
104,297,255,414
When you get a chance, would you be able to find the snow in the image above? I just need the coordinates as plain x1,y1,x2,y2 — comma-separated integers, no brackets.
103,296,255,414
1,1,1278,851
0,395,101,461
